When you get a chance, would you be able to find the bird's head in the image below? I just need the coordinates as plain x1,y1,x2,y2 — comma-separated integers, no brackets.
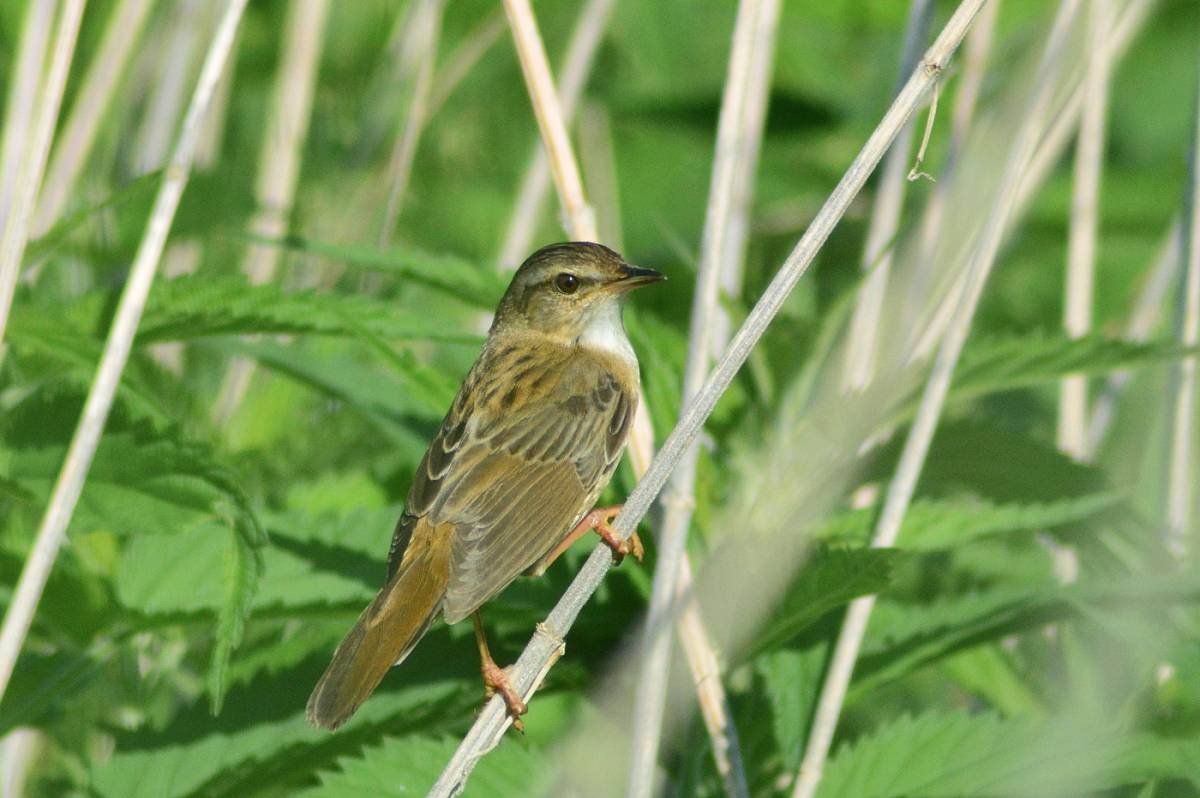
492,242,664,345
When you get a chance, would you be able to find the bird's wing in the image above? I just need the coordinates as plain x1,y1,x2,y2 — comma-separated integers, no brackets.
397,344,634,623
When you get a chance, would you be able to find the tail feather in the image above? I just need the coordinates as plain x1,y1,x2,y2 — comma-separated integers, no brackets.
306,530,450,730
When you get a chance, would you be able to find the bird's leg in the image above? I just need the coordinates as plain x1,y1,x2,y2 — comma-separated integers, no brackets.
541,505,644,569
472,611,527,731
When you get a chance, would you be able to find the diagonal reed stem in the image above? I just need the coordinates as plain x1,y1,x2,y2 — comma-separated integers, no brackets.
0,0,250,705
429,1,990,794
33,0,155,236
841,0,933,392
0,0,54,228
625,1,779,795
1059,0,1114,458
1166,48,1200,556
0,0,87,344
790,4,1082,796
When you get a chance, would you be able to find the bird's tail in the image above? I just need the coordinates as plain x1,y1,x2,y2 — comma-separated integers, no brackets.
306,529,450,730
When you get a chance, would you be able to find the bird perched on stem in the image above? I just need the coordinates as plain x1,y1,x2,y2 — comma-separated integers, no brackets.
307,241,664,731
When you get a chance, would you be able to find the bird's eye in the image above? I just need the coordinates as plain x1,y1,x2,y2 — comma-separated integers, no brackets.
554,272,579,294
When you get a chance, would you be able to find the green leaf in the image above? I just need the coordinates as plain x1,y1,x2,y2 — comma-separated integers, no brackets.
89,681,470,798
950,333,1200,405
756,646,828,772
138,274,483,344
744,547,900,660
252,234,509,309
299,734,546,797
816,711,1200,797
817,492,1126,550
858,572,1200,689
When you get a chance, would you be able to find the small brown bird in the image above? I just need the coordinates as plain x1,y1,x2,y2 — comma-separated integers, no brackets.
306,241,663,730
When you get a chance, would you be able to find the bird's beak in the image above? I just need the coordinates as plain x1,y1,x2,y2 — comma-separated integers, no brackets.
612,263,666,292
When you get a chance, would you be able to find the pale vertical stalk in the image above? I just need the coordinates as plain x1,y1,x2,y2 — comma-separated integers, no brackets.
712,0,780,355
133,0,204,174
497,0,614,266
34,0,156,235
195,31,236,171
578,102,625,251
1166,59,1200,556
1086,217,1184,456
910,0,1153,361
0,0,86,345
905,0,998,332
626,1,779,796
791,5,1079,796
1059,0,1113,458
210,0,329,426
500,2,748,792
0,0,54,226
842,0,933,392
430,2,988,793
378,0,445,245
0,0,249,704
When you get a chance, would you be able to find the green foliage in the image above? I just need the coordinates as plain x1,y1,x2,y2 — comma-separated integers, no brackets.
3,0,1198,795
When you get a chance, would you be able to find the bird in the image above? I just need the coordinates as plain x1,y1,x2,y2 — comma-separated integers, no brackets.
306,241,664,731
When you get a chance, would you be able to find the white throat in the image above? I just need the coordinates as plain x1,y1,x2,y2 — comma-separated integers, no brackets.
578,301,636,365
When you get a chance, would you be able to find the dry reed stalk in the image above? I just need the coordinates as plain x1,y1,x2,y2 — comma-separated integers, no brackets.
1086,217,1184,456
625,2,780,796
906,0,999,333
210,0,330,426
578,102,625,251
378,0,445,245
497,0,615,267
841,0,933,392
790,4,1081,796
499,2,749,791
0,0,87,345
133,0,205,175
1059,0,1114,458
0,0,250,704
1166,57,1200,556
33,0,156,236
428,2,990,793
909,0,1154,362
0,0,54,227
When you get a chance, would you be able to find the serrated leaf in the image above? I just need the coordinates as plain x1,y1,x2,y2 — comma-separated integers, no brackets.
756,647,827,772
816,710,1200,798
253,234,508,309
138,274,483,344
299,734,546,797
858,572,1200,689
89,681,469,798
818,492,1125,550
744,547,900,660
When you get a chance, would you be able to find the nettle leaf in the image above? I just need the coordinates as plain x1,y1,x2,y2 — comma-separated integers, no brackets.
89,680,470,798
756,646,828,773
118,508,393,617
299,734,546,797
950,333,1199,403
137,274,483,344
3,311,178,426
857,572,1200,688
816,711,1200,798
1,434,256,541
817,492,1125,550
200,337,451,429
256,234,508,309
745,547,900,659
